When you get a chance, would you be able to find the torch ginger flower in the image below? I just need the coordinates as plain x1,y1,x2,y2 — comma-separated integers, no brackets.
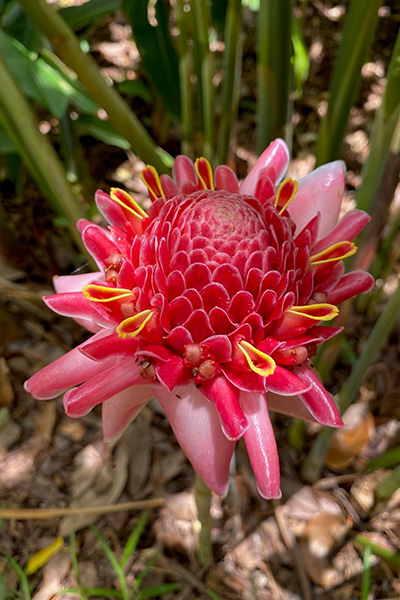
25,139,373,499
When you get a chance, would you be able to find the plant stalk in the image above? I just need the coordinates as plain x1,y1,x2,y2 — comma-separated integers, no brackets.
176,0,194,157
194,473,213,566
192,0,215,162
0,52,87,255
302,275,400,482
17,0,172,173
257,0,293,153
218,0,243,165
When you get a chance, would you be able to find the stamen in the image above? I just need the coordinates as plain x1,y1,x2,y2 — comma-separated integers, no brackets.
140,166,165,202
274,178,299,214
195,157,214,190
110,188,147,218
288,303,339,321
82,284,133,303
310,241,357,265
116,310,154,339
238,340,276,378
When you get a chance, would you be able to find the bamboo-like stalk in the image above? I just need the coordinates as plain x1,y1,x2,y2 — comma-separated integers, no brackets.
192,0,215,162
218,0,243,165
176,0,194,157
0,53,87,254
301,276,400,482
355,30,400,214
315,0,383,166
17,0,172,173
257,0,293,154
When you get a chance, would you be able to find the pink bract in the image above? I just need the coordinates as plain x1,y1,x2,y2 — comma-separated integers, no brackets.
25,139,374,498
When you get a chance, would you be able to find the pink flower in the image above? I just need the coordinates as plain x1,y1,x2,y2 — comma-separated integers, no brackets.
25,139,373,498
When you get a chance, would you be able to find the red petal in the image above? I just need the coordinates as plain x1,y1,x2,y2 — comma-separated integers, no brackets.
201,375,248,440
293,366,343,427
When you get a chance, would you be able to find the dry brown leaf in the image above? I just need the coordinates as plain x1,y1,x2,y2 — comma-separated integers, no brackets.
59,440,129,535
31,551,72,600
325,404,375,469
350,469,390,515
154,491,198,556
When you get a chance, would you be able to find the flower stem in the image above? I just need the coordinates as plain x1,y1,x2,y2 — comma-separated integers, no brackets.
302,276,400,482
194,473,213,565
17,0,173,173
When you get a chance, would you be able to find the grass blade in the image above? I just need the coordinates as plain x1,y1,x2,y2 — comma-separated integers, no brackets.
90,526,130,600
120,512,148,570
361,545,372,600
0,550,31,600
136,583,179,599
355,535,400,571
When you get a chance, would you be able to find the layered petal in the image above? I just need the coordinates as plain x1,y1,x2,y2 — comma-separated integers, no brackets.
288,161,345,239
241,391,281,499
155,384,236,496
240,139,290,194
102,385,155,442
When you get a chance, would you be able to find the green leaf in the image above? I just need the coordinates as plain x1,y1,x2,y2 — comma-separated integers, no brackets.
0,126,16,153
59,0,120,31
1,1,41,51
0,30,69,117
74,114,131,149
368,445,400,470
120,512,148,569
376,466,400,500
291,15,309,95
117,79,153,103
123,0,181,117
355,535,400,570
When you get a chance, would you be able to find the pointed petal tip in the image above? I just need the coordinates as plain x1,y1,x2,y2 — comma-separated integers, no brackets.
257,484,282,501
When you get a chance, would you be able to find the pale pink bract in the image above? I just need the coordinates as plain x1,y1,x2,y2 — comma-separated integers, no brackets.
25,139,373,498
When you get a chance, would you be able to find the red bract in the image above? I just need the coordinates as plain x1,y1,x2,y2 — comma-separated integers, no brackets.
25,139,373,498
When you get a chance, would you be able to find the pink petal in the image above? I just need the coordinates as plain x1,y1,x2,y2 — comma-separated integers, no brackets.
81,224,120,269
63,357,145,417
293,366,343,427
200,375,249,440
288,161,345,239
214,165,239,193
267,392,318,422
102,385,155,442
241,391,281,499
43,292,110,329
173,155,197,187
264,366,312,395
95,190,128,231
24,330,116,400
327,270,374,305
240,139,290,195
53,272,102,293
312,210,370,254
155,383,235,496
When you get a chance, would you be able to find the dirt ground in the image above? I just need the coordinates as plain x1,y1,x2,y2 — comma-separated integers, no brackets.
1,2,400,599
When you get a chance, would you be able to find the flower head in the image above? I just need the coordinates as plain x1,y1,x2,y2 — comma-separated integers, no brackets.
25,139,373,498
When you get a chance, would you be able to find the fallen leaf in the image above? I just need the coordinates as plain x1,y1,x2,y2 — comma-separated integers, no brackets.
325,403,375,469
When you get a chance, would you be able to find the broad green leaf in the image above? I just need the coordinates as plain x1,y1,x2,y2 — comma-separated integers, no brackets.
0,126,16,153
59,0,120,31
74,114,131,149
0,30,69,117
117,79,153,103
1,1,41,50
122,0,181,117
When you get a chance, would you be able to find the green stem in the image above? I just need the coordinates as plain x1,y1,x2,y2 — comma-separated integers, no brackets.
176,0,194,157
302,276,400,482
0,53,88,255
218,0,243,165
257,0,293,154
315,0,384,166
194,473,213,566
17,0,172,173
192,0,215,162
